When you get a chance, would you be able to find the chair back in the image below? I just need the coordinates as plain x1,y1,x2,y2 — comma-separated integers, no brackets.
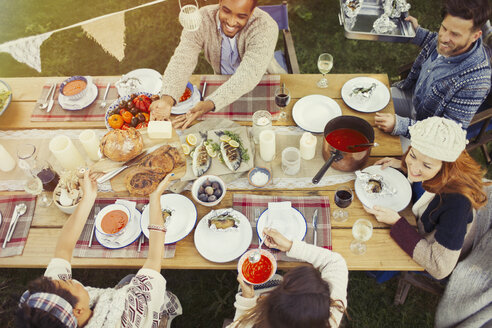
258,3,289,30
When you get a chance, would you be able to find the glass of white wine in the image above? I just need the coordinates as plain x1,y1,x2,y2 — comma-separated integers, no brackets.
350,218,373,255
317,53,333,88
24,175,52,207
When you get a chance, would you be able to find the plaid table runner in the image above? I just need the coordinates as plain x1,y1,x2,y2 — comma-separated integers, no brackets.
233,194,332,262
199,75,280,121
0,195,36,257
31,78,119,122
73,197,176,258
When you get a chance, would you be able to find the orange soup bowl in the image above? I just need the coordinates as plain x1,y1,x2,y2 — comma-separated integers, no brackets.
95,203,132,237
237,249,277,285
59,76,92,101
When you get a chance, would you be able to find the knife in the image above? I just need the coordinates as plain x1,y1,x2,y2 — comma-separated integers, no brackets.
96,144,162,184
312,209,318,246
47,83,57,113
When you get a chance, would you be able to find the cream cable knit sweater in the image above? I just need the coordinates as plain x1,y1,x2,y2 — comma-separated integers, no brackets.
227,240,349,327
161,4,285,112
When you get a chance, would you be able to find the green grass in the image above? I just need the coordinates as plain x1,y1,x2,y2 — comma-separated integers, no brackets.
0,0,490,327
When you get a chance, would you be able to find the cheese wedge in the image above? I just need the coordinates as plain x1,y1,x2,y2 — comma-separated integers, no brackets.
147,121,172,139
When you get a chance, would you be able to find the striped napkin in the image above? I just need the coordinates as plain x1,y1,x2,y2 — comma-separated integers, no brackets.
0,195,36,257
31,78,119,122
232,194,332,262
73,197,176,259
199,75,280,121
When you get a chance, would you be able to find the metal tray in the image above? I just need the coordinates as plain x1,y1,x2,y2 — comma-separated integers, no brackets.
338,0,415,43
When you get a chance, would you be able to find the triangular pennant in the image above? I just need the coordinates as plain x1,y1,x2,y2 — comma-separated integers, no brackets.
82,12,126,61
0,32,53,72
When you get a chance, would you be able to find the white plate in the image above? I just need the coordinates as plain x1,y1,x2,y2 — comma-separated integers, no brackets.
355,165,411,212
58,83,98,110
292,95,342,133
141,194,197,244
194,209,253,263
171,85,200,115
95,207,142,249
116,68,162,97
256,207,307,242
0,79,12,116
341,77,390,113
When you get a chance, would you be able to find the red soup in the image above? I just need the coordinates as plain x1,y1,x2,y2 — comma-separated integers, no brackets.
101,210,128,234
325,128,370,152
242,255,273,284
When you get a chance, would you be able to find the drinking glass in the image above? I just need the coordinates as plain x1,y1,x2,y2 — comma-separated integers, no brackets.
332,186,353,222
274,85,291,121
350,218,373,255
317,53,333,88
24,175,53,207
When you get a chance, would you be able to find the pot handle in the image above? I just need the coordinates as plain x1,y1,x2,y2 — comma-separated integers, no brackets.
312,151,342,184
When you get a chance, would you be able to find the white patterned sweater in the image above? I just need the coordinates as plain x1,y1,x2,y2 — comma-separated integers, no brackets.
45,258,168,328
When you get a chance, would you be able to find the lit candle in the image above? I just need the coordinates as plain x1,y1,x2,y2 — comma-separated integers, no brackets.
0,143,16,172
79,130,101,161
259,130,276,162
49,135,85,170
299,132,317,160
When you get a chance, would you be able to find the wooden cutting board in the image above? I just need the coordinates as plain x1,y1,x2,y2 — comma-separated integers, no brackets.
90,128,186,192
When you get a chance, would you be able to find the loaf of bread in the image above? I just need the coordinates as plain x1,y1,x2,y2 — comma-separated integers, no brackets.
100,128,143,162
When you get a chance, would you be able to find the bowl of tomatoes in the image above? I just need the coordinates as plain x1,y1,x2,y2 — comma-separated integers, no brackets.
105,92,155,130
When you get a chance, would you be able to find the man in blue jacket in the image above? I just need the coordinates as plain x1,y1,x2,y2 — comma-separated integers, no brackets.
375,0,491,146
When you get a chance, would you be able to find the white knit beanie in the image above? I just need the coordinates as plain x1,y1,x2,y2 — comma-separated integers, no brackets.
409,117,467,162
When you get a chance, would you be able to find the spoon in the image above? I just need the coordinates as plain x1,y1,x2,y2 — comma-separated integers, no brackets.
249,236,265,263
3,203,27,248
347,142,379,150
40,83,55,110
100,82,111,108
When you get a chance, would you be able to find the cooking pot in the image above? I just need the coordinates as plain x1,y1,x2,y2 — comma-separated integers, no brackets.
312,116,374,184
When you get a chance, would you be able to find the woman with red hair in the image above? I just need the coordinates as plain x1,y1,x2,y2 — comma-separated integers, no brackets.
365,117,489,279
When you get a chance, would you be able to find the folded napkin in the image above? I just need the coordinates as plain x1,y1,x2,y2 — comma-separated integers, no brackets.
267,201,295,239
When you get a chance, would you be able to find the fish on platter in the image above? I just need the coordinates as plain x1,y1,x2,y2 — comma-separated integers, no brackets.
192,139,211,177
220,141,241,172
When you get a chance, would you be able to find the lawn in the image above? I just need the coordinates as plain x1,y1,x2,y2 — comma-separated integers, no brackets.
0,0,489,327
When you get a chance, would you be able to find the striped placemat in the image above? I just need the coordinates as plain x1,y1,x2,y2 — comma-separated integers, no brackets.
73,197,176,258
0,195,36,257
233,194,332,262
200,75,280,121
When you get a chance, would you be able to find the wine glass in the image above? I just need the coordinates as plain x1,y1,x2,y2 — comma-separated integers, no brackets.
350,218,373,255
24,175,52,207
274,85,291,121
332,186,353,222
317,53,333,88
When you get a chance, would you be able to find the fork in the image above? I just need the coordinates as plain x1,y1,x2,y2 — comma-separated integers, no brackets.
88,206,100,248
254,208,261,222
100,83,111,108
39,83,55,109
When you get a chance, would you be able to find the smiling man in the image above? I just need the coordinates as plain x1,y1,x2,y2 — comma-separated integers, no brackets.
150,0,285,128
375,0,491,146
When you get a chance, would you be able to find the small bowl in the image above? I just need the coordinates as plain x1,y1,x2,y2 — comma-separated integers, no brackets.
54,198,78,214
237,249,277,285
95,203,131,237
191,175,226,207
248,167,272,187
59,76,92,101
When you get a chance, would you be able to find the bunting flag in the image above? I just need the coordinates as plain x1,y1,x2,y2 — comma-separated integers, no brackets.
0,32,53,72
0,0,166,73
82,12,126,61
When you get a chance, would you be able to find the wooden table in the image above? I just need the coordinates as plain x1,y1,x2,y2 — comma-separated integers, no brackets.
0,74,422,271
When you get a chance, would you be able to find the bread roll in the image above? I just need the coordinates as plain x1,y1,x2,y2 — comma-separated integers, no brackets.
100,128,143,162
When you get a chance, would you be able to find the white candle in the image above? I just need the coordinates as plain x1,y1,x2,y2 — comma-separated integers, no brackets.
300,132,317,160
49,135,85,170
79,130,100,161
259,130,276,162
0,143,16,172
